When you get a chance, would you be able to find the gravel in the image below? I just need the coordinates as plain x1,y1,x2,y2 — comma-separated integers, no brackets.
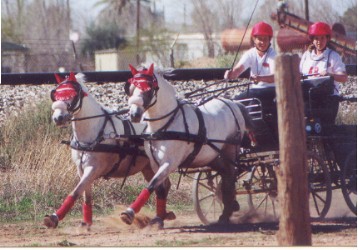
0,76,356,126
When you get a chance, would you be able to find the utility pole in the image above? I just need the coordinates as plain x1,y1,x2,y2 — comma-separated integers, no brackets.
136,0,140,65
275,53,312,246
304,0,309,21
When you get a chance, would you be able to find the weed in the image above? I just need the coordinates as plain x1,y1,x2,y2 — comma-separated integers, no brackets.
0,99,192,223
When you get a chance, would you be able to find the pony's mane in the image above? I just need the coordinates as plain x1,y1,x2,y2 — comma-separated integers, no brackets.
75,73,89,93
74,73,113,112
153,68,176,96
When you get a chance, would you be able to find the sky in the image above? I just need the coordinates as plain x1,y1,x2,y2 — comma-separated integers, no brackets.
71,0,193,25
70,0,354,30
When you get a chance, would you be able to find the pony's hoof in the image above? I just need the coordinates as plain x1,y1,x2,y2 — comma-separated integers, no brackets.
233,201,240,212
149,216,164,229
44,214,59,228
80,222,91,231
218,215,230,224
164,211,176,221
120,208,135,225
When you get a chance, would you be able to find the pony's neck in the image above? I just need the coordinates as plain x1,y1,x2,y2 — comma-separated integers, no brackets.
145,75,178,131
72,95,107,143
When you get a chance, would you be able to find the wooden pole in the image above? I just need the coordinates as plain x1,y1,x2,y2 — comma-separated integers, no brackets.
275,53,312,246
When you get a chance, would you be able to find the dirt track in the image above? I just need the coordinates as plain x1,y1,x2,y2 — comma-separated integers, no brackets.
0,197,356,247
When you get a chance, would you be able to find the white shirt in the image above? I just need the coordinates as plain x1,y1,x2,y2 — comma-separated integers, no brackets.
299,48,346,95
238,47,276,88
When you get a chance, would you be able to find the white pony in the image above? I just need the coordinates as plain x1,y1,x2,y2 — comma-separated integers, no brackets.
44,72,174,230
121,64,253,226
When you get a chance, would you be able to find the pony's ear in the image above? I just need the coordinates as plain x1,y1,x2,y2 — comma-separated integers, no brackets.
69,72,77,82
54,73,64,84
147,63,154,75
129,64,138,75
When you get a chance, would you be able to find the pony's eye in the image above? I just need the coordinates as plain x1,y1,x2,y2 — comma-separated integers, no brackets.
124,82,131,96
50,89,57,101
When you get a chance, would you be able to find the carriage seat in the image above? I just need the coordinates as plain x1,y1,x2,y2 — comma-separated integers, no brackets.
236,98,279,151
301,76,335,122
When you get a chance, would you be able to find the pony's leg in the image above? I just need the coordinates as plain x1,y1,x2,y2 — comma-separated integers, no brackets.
211,157,237,224
141,165,176,222
120,162,172,225
81,188,93,230
44,166,97,228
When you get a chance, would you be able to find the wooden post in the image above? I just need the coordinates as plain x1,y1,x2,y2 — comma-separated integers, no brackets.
275,54,312,245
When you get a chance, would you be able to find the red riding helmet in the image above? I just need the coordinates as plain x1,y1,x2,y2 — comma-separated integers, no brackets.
308,22,332,38
251,22,273,37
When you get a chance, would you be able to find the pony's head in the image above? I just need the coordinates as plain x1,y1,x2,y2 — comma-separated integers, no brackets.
51,72,88,126
125,63,159,122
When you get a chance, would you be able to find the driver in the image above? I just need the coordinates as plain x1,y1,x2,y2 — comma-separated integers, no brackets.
300,21,348,125
224,21,278,141
224,22,278,145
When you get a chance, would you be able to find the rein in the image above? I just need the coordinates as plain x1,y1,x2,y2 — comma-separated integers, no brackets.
189,82,251,100
71,108,130,122
143,101,180,122
230,0,260,69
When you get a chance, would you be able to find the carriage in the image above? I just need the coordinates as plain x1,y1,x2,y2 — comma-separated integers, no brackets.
191,75,357,224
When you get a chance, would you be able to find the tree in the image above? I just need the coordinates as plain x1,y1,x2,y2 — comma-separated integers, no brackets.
1,0,27,42
95,0,156,37
191,0,218,58
341,4,357,32
80,22,126,56
1,0,70,45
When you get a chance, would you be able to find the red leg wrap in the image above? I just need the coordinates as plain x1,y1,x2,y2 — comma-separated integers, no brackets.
156,197,167,219
56,195,76,220
82,203,92,225
130,188,151,213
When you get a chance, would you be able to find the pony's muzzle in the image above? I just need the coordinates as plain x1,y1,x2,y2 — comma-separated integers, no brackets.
129,105,143,123
52,113,71,126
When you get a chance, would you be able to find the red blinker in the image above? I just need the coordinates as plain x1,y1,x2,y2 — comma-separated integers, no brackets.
128,63,157,92
53,83,78,101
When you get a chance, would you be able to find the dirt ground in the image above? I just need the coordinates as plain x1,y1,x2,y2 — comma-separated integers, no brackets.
0,190,356,247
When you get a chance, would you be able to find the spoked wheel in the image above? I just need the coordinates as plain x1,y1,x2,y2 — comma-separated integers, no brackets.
247,164,279,220
193,171,223,225
341,150,357,215
307,152,332,219
247,152,331,220
193,170,254,225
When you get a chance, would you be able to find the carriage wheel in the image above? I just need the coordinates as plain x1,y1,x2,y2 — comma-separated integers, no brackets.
247,164,279,220
193,170,257,225
307,152,332,219
247,152,331,220
193,171,223,225
341,150,357,215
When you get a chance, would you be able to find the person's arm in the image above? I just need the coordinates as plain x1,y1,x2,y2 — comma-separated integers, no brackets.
327,72,348,83
321,51,348,83
224,64,245,80
251,74,275,83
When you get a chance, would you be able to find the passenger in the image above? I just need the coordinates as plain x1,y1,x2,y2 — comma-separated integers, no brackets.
300,21,348,125
224,21,278,142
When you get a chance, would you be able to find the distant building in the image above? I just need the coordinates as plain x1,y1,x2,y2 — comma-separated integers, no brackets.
95,49,137,71
1,42,29,73
94,32,222,70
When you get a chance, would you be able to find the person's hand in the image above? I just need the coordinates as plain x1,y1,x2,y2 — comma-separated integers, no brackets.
251,74,259,84
224,70,233,80
319,70,331,77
